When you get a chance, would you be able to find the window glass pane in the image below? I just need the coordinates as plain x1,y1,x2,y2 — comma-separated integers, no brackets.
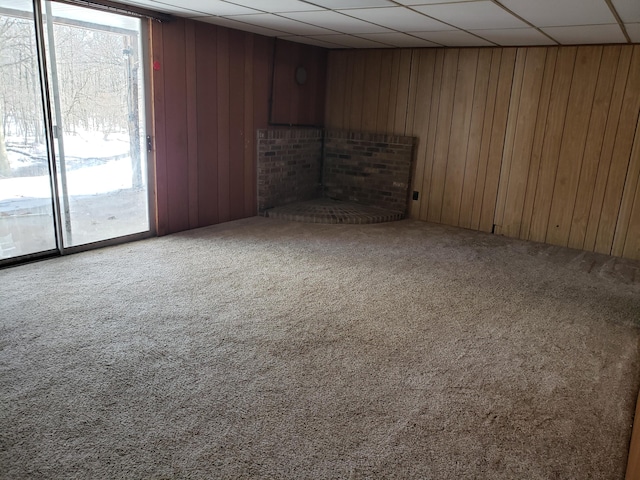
0,0,57,259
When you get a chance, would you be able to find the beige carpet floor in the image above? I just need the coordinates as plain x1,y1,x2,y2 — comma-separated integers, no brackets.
1,217,640,479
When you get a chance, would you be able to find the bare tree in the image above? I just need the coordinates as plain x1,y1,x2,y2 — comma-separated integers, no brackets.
0,104,8,176
1,12,144,183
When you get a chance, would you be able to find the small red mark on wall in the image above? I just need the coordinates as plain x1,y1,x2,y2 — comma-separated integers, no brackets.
153,61,161,71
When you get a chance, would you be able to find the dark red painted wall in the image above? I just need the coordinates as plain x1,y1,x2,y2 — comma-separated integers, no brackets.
151,19,327,235
271,39,327,126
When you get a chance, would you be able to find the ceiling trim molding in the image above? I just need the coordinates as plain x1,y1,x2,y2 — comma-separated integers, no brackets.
53,0,174,22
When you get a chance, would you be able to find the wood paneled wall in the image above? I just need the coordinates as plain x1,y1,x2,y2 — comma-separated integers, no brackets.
325,45,640,260
151,19,326,236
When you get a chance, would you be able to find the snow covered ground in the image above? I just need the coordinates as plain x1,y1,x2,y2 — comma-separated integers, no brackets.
1,157,135,207
1,130,149,257
6,130,130,161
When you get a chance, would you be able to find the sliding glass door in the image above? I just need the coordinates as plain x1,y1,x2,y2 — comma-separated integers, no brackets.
42,2,149,247
0,0,57,259
0,0,150,262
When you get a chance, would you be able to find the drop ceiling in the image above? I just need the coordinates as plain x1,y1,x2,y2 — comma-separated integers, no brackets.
117,0,639,48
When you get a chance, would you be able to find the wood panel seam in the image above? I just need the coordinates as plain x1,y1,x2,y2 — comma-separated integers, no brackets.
564,48,605,248
592,51,633,254
493,47,526,232
613,109,640,256
457,50,483,227
541,49,577,243
583,46,632,252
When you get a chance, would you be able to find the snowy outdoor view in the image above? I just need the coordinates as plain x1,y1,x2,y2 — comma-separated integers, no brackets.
0,1,148,260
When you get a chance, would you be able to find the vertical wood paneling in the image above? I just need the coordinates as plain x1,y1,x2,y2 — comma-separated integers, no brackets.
594,46,640,255
478,48,516,233
394,50,412,135
341,51,355,130
349,53,366,131
162,19,190,234
519,48,558,241
185,21,199,229
271,40,327,126
624,178,640,260
408,50,436,219
470,49,502,230
153,20,310,235
311,46,327,128
376,50,393,135
583,46,633,252
325,50,345,131
494,48,527,234
216,27,230,224
418,49,445,221
528,47,577,243
459,49,491,229
404,50,420,136
495,48,546,238
251,36,273,218
253,37,272,131
195,22,218,227
621,116,640,260
613,113,640,258
441,49,478,226
567,46,621,250
545,46,603,246
228,30,245,221
324,44,640,260
362,50,382,133
243,35,255,218
427,49,459,224
487,45,640,258
385,51,401,133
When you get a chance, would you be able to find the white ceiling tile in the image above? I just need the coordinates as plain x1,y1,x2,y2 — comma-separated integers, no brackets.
105,0,637,48
305,0,394,7
542,24,626,44
611,0,640,23
195,16,285,35
470,27,557,46
410,30,495,46
154,0,259,16
413,1,528,29
357,32,440,47
280,10,392,33
222,13,334,35
278,35,345,47
626,23,640,42
394,0,477,4
224,0,324,13
308,34,391,47
498,0,617,27
341,6,451,31
119,0,209,16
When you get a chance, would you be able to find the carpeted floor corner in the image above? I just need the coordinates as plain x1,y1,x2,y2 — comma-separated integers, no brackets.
1,217,639,479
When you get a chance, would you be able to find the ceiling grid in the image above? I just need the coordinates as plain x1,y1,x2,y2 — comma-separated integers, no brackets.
114,0,640,48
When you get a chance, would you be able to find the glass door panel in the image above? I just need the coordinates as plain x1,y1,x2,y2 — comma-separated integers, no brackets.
42,1,149,247
0,0,57,259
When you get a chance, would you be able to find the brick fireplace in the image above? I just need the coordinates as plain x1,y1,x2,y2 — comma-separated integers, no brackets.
257,128,415,222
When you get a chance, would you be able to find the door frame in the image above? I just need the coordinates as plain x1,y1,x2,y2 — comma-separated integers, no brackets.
0,0,156,268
